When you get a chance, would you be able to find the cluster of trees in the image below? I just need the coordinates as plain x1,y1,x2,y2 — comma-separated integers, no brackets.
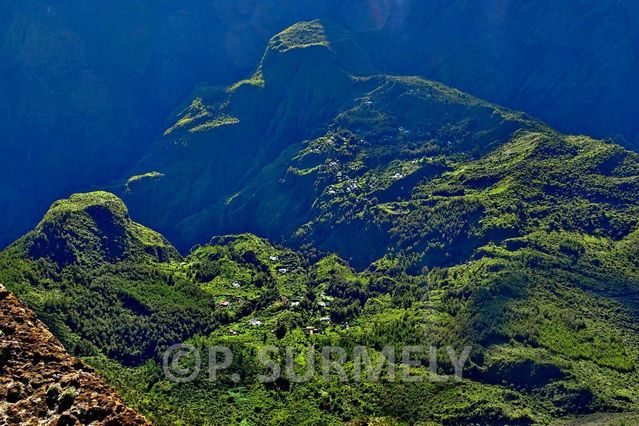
21,260,221,365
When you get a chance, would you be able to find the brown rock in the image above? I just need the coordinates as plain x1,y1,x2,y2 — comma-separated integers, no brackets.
57,413,80,426
6,381,24,403
0,284,150,425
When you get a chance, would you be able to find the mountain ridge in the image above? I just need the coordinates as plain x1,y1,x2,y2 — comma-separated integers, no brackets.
121,20,545,263
2,178,639,423
2,1,638,249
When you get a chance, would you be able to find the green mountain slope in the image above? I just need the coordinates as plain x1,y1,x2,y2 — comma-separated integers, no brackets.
2,188,639,424
124,21,639,275
122,20,542,260
0,192,214,364
3,0,638,251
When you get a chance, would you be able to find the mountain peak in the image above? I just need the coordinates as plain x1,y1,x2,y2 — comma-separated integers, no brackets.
25,191,178,266
258,20,375,82
38,191,130,229
268,20,330,53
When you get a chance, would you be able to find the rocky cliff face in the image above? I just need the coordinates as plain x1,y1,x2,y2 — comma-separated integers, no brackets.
0,284,149,425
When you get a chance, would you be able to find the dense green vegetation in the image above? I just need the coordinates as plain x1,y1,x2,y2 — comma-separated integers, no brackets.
2,18,639,426
3,181,639,424
0,192,215,364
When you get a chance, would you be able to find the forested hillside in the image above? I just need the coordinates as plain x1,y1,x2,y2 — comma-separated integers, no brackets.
2,8,639,426
1,187,639,423
4,107,639,423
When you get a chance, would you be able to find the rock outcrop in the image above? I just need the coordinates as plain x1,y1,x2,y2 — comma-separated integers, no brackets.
0,284,149,425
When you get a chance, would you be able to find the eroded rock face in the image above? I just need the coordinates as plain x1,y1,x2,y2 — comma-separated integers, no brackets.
0,284,149,426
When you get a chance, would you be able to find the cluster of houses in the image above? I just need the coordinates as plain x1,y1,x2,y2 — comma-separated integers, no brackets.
221,270,339,337
303,316,333,335
223,291,342,337
345,181,359,192
315,293,334,325
227,316,334,336
303,317,331,335
217,280,244,307
268,255,292,275
284,292,335,335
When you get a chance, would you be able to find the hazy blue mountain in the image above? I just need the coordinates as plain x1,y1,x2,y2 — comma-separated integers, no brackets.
118,20,538,265
0,0,327,247
1,0,638,250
